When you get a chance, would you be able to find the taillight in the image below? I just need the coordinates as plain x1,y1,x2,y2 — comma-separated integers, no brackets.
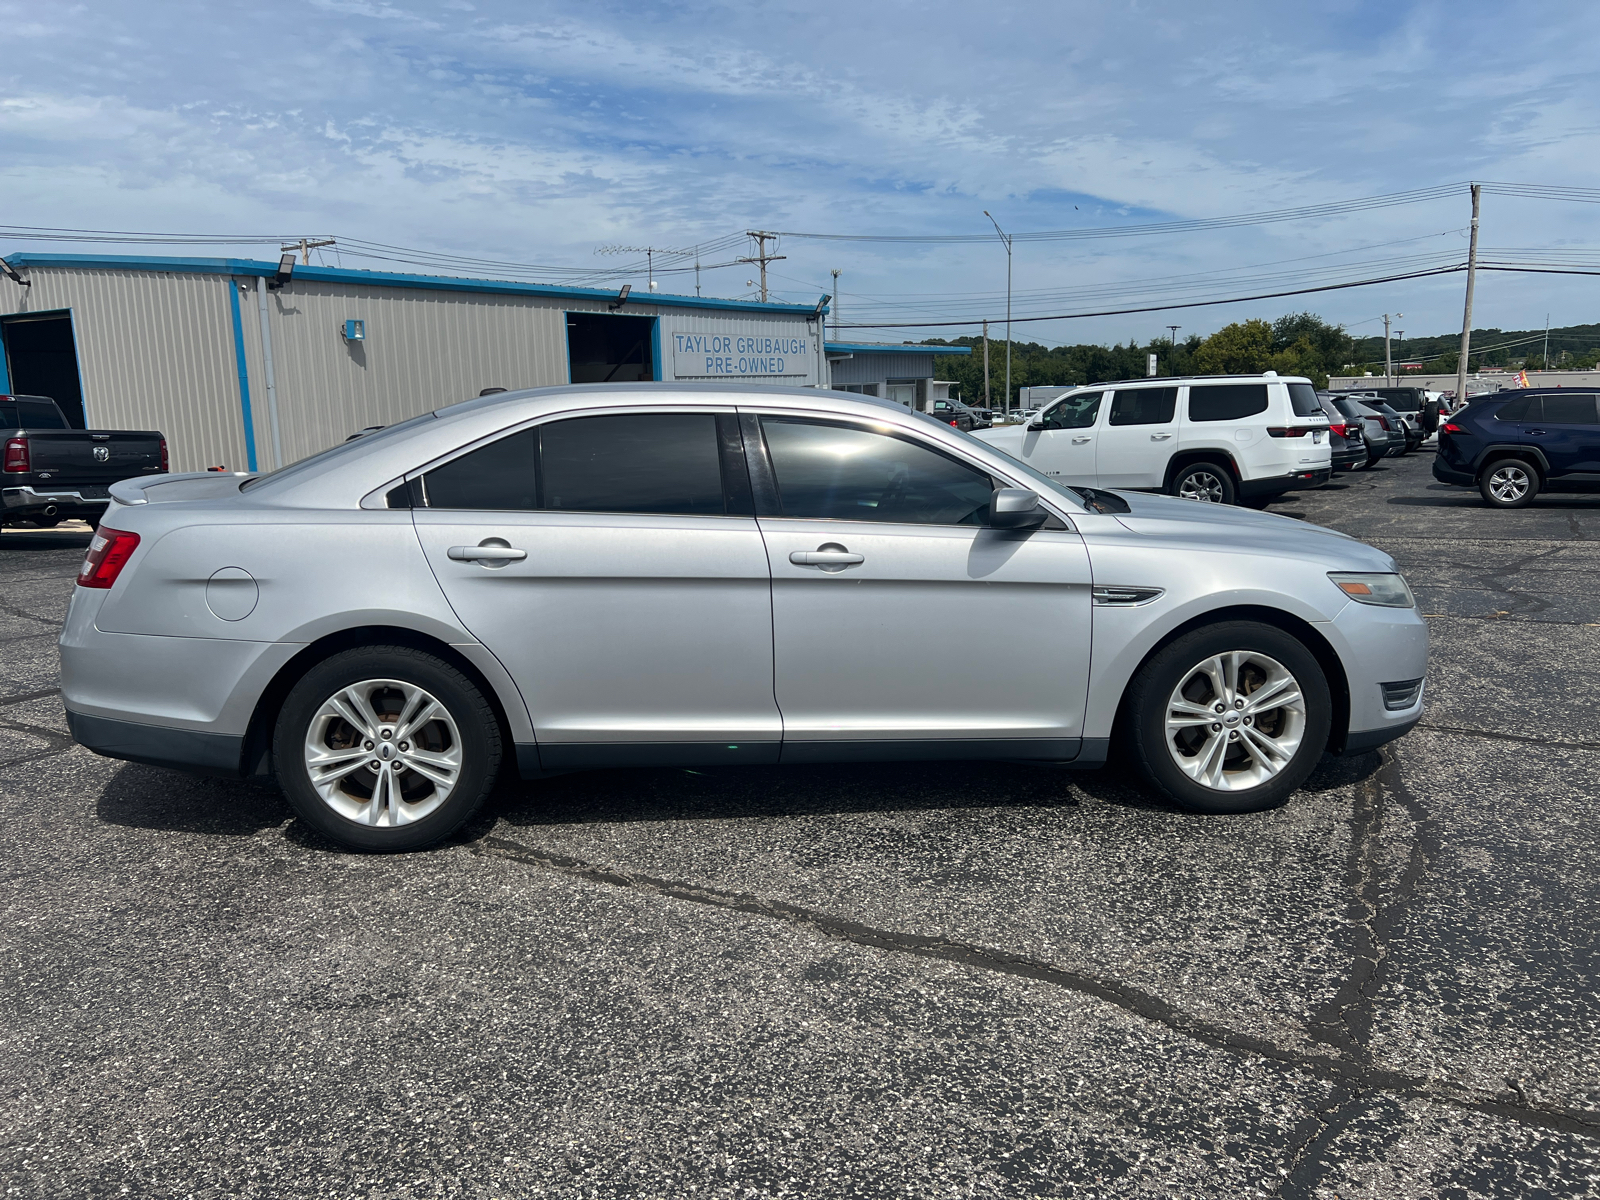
159,437,169,472
1442,422,1465,435
1327,422,1347,437
949,419,959,426
1376,416,1392,431
2,436,28,473
77,527,141,589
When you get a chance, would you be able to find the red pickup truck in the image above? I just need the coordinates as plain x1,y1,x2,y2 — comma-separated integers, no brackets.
1,394,166,528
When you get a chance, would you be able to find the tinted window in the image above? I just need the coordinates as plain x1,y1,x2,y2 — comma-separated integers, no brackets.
761,418,993,526
15,398,67,428
1108,387,1177,426
1374,389,1422,411
540,413,726,515
1538,394,1600,425
1494,397,1533,422
0,404,16,431
1331,397,1365,419
1287,383,1322,418
1038,391,1103,430
425,428,539,510
1189,384,1268,422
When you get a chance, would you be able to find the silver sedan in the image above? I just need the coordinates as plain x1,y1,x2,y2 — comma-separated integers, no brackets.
62,385,1427,851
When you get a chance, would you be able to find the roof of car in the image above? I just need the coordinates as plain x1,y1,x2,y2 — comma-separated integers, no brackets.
1048,374,1312,391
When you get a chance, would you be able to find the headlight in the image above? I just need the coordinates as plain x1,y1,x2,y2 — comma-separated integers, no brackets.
1328,572,1415,608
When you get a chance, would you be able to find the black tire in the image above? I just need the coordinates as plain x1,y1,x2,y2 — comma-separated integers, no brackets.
1478,457,1540,509
1125,621,1332,815
1169,461,1237,505
273,645,502,852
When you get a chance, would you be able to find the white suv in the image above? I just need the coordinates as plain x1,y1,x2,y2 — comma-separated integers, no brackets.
974,373,1332,505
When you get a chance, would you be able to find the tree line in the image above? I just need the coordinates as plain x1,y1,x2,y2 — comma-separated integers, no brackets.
921,312,1355,400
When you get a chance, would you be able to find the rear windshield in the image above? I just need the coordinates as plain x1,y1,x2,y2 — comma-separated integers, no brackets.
0,397,67,429
1378,390,1422,411
239,411,438,490
1286,383,1323,418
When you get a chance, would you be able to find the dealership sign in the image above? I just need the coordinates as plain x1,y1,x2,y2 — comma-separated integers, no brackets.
670,332,813,378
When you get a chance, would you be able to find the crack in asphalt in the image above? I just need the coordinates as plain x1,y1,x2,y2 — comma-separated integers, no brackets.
1270,1089,1366,1200
473,822,1600,1141
1416,721,1600,753
1446,543,1572,616
0,715,77,769
0,687,60,711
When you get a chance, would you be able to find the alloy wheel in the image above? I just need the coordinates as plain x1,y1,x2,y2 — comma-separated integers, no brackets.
1487,464,1531,504
1178,470,1226,503
302,678,463,826
1164,651,1307,792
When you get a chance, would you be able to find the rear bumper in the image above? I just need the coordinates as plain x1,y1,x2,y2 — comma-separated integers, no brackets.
1,485,109,516
1432,458,1475,486
65,708,245,777
1239,467,1332,498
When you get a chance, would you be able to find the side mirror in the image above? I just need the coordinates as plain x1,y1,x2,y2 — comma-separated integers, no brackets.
1026,421,1045,432
989,487,1048,529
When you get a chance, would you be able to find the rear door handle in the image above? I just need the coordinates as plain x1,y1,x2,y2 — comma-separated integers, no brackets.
789,544,864,571
448,540,527,564
1527,429,1547,435
1150,432,1173,440
1071,435,1092,444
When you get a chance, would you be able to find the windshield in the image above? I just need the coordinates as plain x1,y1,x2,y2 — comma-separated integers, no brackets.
239,411,438,491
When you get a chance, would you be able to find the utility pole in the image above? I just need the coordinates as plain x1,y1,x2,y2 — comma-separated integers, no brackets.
1167,326,1181,373
982,320,991,409
695,249,702,297
984,211,1013,410
1543,312,1550,373
830,269,842,339
1396,330,1404,375
1383,314,1392,386
282,237,336,265
738,232,786,302
1456,184,1481,409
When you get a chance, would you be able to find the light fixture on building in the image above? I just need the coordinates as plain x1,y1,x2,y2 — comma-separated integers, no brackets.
608,284,631,312
342,319,366,342
268,253,295,291
0,259,30,288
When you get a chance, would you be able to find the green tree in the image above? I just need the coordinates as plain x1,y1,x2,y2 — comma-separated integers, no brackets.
1194,319,1274,374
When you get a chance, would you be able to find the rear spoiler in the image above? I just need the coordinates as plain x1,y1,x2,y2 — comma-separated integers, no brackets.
109,472,251,506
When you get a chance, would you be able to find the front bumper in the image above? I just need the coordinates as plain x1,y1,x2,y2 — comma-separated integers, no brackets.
1326,599,1429,756
1238,467,1332,498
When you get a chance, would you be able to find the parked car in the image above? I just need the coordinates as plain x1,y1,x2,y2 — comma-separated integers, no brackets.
928,396,989,431
1434,388,1600,507
1316,393,1367,472
974,373,1331,505
1335,386,1440,436
1333,397,1404,467
62,384,1425,852
1,394,166,528
1353,397,1422,453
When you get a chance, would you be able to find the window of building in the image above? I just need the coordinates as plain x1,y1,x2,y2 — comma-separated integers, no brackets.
759,417,992,525
1189,384,1269,422
565,312,655,384
1107,387,1177,426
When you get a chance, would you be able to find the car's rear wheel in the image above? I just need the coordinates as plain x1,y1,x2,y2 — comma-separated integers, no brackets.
1170,462,1236,505
274,645,502,852
1479,458,1540,508
1126,621,1332,814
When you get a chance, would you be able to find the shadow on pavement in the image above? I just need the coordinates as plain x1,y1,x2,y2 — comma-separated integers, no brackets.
96,762,291,837
0,527,95,553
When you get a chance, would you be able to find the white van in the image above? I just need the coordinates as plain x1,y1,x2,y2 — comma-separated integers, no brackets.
974,373,1332,505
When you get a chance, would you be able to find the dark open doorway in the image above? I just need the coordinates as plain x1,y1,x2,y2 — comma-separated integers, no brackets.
566,313,655,384
2,312,86,428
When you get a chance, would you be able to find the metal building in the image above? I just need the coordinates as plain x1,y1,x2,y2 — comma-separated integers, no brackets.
824,341,972,409
0,253,829,473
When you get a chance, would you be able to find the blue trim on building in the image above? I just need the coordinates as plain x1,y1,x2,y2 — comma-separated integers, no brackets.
0,326,10,393
825,342,971,356
227,279,259,472
650,318,663,382
6,253,829,318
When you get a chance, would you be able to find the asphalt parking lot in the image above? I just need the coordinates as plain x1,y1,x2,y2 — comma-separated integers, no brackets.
3,450,1598,1199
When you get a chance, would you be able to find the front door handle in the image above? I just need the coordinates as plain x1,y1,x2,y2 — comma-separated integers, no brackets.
448,539,527,566
790,543,864,572
1527,429,1547,436
1150,432,1173,440
1071,435,1092,444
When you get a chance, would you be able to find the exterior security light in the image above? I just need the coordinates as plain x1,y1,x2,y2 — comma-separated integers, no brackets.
269,253,295,290
343,319,366,342
0,258,29,287
608,284,632,312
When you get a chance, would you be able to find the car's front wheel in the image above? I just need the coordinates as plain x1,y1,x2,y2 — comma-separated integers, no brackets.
274,645,502,852
1126,621,1332,814
1478,457,1540,508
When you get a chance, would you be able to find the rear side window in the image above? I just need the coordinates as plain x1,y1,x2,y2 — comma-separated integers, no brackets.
423,413,729,515
1108,387,1177,426
1539,394,1600,425
1286,383,1323,418
540,413,725,515
1189,384,1268,422
424,428,538,509
760,417,993,526
0,404,16,431
1493,397,1533,422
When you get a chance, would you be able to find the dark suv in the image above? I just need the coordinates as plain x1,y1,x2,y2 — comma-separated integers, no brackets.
1337,386,1440,435
1433,389,1600,507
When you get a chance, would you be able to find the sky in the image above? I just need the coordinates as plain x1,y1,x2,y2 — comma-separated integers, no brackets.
3,0,1600,349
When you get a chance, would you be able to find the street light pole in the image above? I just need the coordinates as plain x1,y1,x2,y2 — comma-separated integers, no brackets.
984,211,1012,411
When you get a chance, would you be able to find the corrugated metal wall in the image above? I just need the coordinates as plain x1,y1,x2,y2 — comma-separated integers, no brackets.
828,351,937,385
2,266,823,472
0,269,249,472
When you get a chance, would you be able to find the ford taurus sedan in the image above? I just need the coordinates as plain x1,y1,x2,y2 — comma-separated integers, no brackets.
62,385,1427,852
